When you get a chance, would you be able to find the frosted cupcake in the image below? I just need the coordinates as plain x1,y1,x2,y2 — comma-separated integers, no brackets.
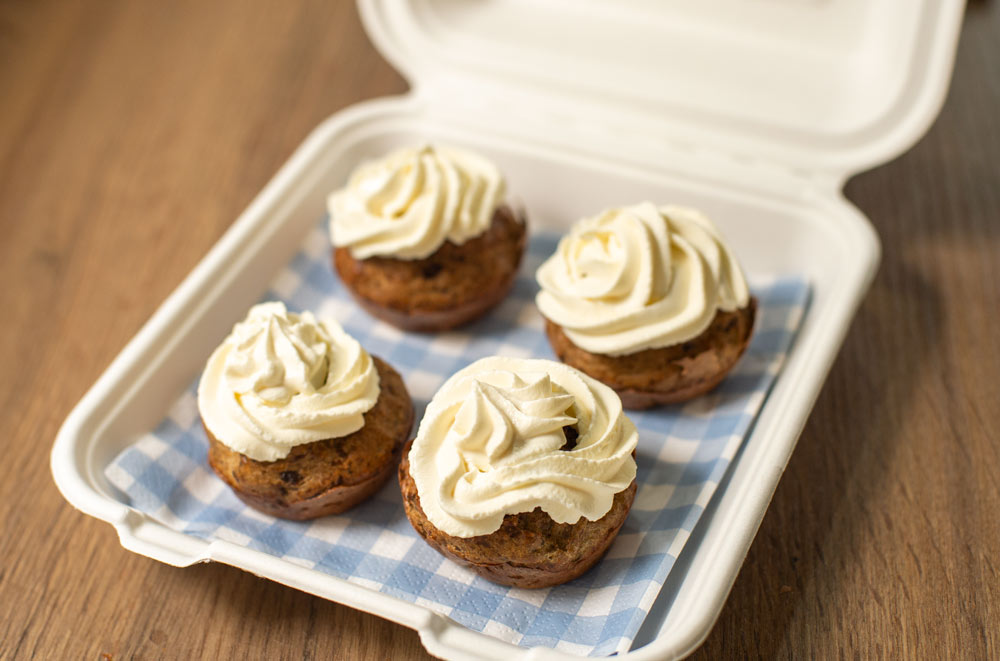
329,144,527,332
399,357,638,588
536,203,755,409
198,302,413,519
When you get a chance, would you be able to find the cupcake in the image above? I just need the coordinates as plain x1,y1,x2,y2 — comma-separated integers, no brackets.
536,202,756,409
197,302,413,520
399,356,638,588
328,144,527,332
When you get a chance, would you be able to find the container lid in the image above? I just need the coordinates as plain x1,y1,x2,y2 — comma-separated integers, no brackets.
359,0,964,177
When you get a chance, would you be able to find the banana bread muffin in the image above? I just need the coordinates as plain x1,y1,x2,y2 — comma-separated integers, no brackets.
536,202,755,409
328,144,526,332
400,357,638,588
198,302,413,520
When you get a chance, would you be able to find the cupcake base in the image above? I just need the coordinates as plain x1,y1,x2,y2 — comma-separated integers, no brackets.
398,440,637,589
333,205,527,332
545,299,757,410
206,356,414,520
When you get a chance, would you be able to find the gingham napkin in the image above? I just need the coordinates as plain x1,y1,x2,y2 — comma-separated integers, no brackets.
106,221,809,657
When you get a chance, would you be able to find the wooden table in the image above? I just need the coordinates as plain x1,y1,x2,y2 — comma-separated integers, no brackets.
3,2,997,658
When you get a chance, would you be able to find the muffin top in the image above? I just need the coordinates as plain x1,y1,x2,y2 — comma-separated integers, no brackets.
197,302,380,462
535,202,750,356
328,144,506,260
408,357,637,538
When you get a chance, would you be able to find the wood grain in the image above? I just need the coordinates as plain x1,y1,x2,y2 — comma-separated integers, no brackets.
692,3,1000,658
1,1,997,659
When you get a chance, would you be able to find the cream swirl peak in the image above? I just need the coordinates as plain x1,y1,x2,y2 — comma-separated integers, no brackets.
409,357,637,538
197,302,380,462
328,144,507,260
535,202,750,356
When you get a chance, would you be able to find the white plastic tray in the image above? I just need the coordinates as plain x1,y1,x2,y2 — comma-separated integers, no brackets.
51,1,963,658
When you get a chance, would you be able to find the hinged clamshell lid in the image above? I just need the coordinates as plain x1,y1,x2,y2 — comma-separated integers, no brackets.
359,0,963,178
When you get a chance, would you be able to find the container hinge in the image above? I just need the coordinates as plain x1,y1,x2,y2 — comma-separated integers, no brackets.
418,79,845,203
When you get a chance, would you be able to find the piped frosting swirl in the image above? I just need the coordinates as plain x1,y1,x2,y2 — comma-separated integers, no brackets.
328,144,506,260
198,302,380,462
535,202,750,356
408,357,638,538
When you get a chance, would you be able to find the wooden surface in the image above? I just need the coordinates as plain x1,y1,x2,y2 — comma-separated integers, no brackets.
2,1,997,659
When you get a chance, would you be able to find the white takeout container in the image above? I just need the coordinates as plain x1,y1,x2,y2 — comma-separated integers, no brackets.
51,1,964,658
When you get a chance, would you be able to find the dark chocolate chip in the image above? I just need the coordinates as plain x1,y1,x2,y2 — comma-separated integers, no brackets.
420,262,443,278
560,425,579,451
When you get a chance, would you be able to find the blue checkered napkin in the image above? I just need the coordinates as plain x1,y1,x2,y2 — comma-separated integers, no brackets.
105,220,809,657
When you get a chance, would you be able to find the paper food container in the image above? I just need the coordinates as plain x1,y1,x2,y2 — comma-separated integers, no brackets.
51,1,964,658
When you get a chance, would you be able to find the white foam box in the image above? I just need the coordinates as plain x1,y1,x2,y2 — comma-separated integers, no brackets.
52,1,964,658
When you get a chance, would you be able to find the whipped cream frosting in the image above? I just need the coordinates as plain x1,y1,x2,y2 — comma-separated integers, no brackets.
198,302,380,462
328,144,507,260
408,357,638,538
536,202,750,356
